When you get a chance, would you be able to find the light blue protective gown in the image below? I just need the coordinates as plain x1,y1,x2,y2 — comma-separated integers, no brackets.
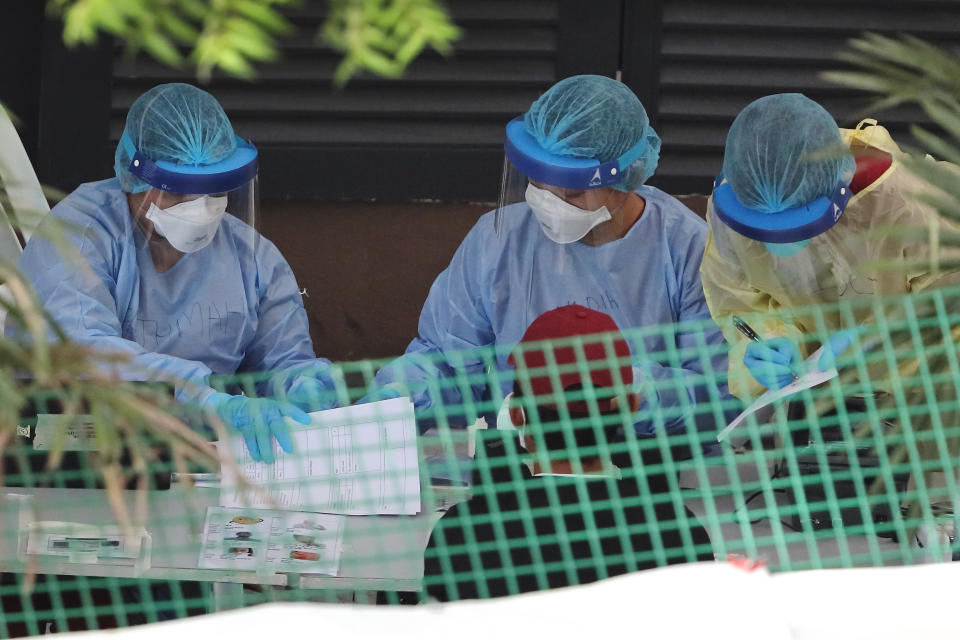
375,186,734,435
15,178,329,401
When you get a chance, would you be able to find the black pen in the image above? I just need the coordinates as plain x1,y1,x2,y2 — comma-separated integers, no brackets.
731,315,800,382
731,315,761,343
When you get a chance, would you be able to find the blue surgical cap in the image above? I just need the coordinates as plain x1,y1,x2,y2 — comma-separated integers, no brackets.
114,83,238,194
723,93,855,213
524,75,661,192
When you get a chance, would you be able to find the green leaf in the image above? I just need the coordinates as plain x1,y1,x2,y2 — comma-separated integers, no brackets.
901,158,960,203
61,3,102,44
353,46,403,76
393,27,428,66
142,30,184,66
910,126,960,167
177,0,209,21
212,47,256,79
321,0,459,84
869,223,960,248
225,29,277,62
920,99,960,144
822,70,905,95
332,55,361,88
233,0,293,34
909,193,960,225
159,11,201,44
41,185,68,205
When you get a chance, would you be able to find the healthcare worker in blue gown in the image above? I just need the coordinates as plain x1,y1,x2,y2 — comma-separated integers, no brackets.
14,83,336,464
367,74,735,437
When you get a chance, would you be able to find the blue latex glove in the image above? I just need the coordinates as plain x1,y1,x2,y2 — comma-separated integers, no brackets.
282,361,339,412
817,329,860,372
204,392,310,464
744,337,801,390
357,382,405,405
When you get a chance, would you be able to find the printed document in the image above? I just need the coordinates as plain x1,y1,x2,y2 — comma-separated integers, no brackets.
198,507,344,575
220,397,421,515
718,347,838,442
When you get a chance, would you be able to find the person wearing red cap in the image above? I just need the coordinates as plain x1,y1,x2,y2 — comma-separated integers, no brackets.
420,306,713,601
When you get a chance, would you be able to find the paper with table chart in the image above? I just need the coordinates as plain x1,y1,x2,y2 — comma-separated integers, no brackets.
219,397,421,515
717,346,839,442
198,507,344,574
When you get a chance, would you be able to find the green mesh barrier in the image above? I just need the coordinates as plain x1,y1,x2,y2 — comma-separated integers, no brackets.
2,285,959,634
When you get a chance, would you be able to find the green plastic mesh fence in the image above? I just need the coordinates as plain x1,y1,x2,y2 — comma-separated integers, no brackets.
1,284,959,635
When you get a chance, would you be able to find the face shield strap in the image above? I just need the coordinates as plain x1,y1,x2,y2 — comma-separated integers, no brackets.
711,173,853,244
122,131,259,194
616,136,649,173
505,117,644,190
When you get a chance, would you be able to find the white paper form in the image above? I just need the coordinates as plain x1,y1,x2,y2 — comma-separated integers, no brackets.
718,347,839,442
220,397,421,515
198,507,344,575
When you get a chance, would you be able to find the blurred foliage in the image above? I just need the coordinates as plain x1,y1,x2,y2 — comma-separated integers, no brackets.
824,34,960,242
322,0,460,86
0,150,221,529
46,0,460,85
823,34,960,528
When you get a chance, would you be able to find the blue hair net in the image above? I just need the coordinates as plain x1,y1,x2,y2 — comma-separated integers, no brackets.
114,83,237,194
723,93,855,213
524,74,661,192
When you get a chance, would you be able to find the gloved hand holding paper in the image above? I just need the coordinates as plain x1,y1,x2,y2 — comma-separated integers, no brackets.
717,346,838,442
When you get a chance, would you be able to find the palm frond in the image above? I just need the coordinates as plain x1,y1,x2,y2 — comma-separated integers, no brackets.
823,34,960,525
0,119,220,540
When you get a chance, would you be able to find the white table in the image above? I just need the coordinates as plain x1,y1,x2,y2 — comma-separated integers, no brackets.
3,426,918,614
0,427,473,600
0,484,469,600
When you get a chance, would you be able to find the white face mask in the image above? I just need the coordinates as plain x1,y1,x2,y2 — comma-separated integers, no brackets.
145,195,228,253
525,183,612,244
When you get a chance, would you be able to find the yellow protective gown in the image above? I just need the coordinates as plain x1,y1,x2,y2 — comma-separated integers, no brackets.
701,120,960,401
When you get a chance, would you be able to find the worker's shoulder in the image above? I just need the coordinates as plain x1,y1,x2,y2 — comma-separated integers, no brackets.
219,216,292,271
44,178,131,241
637,186,706,226
218,213,268,244
53,178,126,222
636,185,708,245
458,204,536,249
473,203,528,233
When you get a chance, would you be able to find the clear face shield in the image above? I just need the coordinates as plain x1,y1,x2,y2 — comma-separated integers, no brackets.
494,117,644,243
120,132,260,260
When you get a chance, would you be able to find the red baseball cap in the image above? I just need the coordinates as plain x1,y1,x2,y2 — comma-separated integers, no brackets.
508,305,633,413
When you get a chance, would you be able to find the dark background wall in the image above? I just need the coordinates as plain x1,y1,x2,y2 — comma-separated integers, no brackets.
3,0,960,362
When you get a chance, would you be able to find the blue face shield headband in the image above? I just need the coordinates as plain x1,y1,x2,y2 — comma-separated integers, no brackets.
121,131,258,194
711,173,853,244
504,117,649,189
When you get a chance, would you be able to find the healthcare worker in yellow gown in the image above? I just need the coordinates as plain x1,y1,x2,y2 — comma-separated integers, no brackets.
700,93,960,400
